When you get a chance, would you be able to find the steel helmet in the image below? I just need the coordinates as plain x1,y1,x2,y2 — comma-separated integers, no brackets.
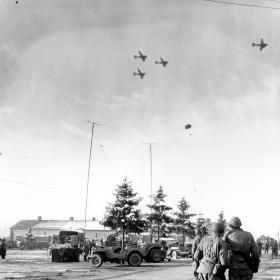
229,217,242,228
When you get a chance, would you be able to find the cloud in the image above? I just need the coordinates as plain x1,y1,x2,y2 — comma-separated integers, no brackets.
59,121,89,139
0,106,15,120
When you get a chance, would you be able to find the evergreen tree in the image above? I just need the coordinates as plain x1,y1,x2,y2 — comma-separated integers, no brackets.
196,214,211,237
101,178,147,249
174,197,196,243
147,186,173,240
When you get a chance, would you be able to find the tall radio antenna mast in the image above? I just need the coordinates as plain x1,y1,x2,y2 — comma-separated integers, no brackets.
144,142,158,205
84,121,100,229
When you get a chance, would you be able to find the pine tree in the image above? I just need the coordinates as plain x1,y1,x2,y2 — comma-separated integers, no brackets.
174,197,196,243
196,214,211,237
101,178,147,249
147,186,173,240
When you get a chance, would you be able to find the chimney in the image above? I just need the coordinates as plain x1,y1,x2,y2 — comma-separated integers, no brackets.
69,217,74,221
38,216,42,222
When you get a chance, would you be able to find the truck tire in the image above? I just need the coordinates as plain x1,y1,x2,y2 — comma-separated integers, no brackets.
149,248,162,263
51,250,57,262
128,252,142,267
51,249,61,262
90,253,103,267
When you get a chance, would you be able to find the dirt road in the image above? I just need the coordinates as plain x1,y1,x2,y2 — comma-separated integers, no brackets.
0,250,279,279
81,259,280,280
0,250,190,279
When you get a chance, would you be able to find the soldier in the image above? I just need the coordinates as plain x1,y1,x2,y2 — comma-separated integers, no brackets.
271,239,278,259
256,239,262,257
264,240,269,254
193,222,228,280
0,239,2,260
225,217,260,280
192,229,203,260
0,239,7,260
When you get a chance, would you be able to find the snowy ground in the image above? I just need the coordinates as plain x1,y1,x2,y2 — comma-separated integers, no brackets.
0,250,190,279
0,250,278,280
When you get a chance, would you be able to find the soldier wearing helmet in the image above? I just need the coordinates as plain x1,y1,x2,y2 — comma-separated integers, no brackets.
193,222,228,280
192,229,203,260
224,217,260,280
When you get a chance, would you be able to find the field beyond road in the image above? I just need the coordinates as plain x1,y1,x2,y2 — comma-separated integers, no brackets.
0,250,278,280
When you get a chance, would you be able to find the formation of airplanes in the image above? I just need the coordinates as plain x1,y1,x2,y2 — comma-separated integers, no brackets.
133,51,168,79
132,39,268,80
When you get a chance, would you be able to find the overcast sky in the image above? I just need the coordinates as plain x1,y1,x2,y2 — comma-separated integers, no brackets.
0,0,280,237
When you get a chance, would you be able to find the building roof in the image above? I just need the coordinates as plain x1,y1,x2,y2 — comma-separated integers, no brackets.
10,220,39,230
11,219,111,231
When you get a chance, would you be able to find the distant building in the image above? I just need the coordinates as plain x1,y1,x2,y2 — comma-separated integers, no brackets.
10,217,113,241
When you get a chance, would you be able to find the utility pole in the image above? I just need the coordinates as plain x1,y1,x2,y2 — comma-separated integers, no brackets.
144,143,158,205
84,121,99,229
277,225,279,246
144,142,158,243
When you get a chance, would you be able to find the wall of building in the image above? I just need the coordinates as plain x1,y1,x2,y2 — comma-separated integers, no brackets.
11,230,28,241
10,228,114,242
32,229,113,240
84,230,113,240
31,229,59,237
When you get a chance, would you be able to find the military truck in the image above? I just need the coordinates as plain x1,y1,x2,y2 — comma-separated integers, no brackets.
165,241,193,260
89,243,163,267
50,230,85,262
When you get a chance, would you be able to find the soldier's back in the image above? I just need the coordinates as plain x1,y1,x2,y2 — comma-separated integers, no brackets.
196,236,226,274
226,229,259,280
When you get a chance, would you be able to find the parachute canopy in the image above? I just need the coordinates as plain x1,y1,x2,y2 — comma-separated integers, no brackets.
185,124,192,130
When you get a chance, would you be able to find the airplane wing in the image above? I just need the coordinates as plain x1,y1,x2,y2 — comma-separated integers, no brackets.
139,51,143,56
138,69,142,74
160,57,164,62
261,39,264,44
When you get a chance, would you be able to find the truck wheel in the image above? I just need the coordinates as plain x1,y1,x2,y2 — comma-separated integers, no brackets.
51,251,57,262
128,252,142,267
149,248,162,263
90,253,103,267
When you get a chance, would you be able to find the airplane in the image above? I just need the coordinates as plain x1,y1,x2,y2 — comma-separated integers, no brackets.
155,57,168,67
252,39,268,51
133,69,145,79
134,51,147,62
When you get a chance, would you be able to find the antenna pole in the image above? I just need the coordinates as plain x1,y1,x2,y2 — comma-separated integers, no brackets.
84,122,95,229
277,225,279,246
144,142,158,204
149,144,153,205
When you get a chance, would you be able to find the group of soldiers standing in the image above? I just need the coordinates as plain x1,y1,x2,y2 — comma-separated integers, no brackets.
192,217,260,280
257,237,278,258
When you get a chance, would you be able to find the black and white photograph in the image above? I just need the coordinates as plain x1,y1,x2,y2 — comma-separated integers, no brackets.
0,0,279,279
